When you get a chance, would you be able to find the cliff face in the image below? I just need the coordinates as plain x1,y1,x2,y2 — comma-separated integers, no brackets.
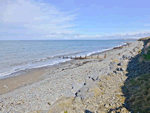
122,38,150,113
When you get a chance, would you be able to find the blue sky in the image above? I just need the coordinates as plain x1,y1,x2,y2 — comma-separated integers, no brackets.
0,0,150,40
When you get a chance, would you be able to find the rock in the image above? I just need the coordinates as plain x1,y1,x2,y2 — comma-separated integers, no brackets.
16,100,24,105
4,85,8,88
117,63,121,66
104,104,110,108
31,110,49,113
75,92,78,97
0,103,3,107
116,68,123,71
91,78,95,81
109,62,117,71
64,90,75,97
0,100,3,103
110,111,116,113
113,71,117,74
0,107,2,111
71,82,84,93
89,86,101,97
47,102,51,106
48,97,74,113
88,73,99,81
74,97,82,103
120,68,123,71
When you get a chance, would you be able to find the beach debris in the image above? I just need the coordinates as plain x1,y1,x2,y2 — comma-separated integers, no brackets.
104,53,106,58
114,46,123,49
97,55,99,59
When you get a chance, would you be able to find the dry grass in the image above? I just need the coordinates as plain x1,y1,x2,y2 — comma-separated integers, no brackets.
138,36,150,41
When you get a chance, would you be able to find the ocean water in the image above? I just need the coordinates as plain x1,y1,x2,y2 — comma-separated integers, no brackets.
0,40,128,78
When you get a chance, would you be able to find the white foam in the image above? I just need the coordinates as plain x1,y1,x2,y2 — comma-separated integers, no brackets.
0,59,71,79
85,42,127,56
0,42,127,79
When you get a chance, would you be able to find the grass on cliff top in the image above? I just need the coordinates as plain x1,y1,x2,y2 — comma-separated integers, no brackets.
138,36,150,41
125,73,150,113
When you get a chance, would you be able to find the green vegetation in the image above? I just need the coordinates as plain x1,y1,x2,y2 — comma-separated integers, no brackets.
125,73,150,113
64,111,68,113
141,50,150,61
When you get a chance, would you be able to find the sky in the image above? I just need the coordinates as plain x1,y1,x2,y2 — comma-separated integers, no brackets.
0,0,150,40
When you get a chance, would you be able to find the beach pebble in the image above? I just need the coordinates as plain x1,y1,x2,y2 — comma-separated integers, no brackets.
4,85,8,88
116,68,123,71
47,102,51,106
0,103,3,107
104,104,110,108
117,63,121,66
113,71,117,74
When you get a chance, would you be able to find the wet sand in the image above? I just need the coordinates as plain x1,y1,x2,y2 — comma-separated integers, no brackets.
0,68,46,95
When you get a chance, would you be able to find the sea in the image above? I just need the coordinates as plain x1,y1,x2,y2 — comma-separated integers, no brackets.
0,40,133,79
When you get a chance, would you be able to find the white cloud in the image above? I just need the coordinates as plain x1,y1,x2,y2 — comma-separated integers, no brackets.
74,31,150,39
144,24,150,27
0,0,150,40
0,0,78,39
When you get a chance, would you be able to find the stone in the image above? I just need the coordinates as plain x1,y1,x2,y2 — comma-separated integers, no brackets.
116,68,123,71
117,63,121,66
113,71,117,74
88,73,99,81
47,102,51,106
71,82,84,93
89,87,101,97
4,85,8,88
104,104,110,108
110,111,116,113
74,97,82,103
16,100,24,105
48,97,74,113
0,103,3,107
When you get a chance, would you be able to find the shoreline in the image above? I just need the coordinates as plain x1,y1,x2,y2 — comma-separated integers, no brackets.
0,40,143,113
0,41,127,80
0,42,129,95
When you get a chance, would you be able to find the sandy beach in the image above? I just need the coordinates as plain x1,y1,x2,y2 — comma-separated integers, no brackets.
0,41,144,113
